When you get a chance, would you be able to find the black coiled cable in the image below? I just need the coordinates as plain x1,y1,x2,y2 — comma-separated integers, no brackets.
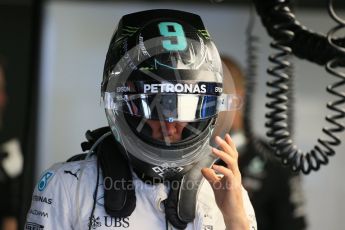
323,0,345,160
252,0,345,65
264,1,345,174
244,5,296,158
264,5,305,172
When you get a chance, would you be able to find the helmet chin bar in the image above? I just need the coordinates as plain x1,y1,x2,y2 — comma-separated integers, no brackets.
106,108,216,179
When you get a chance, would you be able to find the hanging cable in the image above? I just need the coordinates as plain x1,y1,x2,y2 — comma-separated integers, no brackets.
263,1,345,174
323,0,345,160
244,4,296,160
264,4,304,171
252,0,345,65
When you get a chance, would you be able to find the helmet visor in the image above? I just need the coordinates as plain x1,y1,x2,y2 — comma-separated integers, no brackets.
104,92,241,122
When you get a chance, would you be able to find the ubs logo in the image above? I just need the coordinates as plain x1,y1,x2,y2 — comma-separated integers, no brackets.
25,222,44,230
104,217,130,228
88,215,102,229
89,216,130,228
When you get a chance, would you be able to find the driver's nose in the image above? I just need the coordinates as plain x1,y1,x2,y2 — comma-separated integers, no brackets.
165,122,177,136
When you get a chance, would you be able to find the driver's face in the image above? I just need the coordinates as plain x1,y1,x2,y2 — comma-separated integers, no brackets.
145,120,188,143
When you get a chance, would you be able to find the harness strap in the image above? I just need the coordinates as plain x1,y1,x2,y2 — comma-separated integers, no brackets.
98,135,136,217
72,127,216,229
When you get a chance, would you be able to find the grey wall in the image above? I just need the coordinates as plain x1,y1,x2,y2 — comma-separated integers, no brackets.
37,1,345,230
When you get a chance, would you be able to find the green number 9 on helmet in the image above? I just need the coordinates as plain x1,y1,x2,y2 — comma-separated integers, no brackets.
101,9,241,180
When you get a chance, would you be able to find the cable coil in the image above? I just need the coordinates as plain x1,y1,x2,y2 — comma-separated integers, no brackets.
263,1,345,174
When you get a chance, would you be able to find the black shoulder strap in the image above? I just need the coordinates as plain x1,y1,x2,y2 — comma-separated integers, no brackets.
66,153,87,162
69,127,136,217
165,147,217,229
72,127,216,228
98,134,136,217
81,127,111,152
67,126,112,162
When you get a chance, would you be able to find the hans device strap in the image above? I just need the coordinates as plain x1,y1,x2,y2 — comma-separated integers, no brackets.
164,151,217,229
98,134,136,217
70,127,217,229
70,127,137,217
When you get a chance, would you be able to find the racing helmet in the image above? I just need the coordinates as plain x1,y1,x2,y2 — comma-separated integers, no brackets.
102,9,241,180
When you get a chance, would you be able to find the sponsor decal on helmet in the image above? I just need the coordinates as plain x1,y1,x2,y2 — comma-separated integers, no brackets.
152,166,184,177
143,83,207,94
